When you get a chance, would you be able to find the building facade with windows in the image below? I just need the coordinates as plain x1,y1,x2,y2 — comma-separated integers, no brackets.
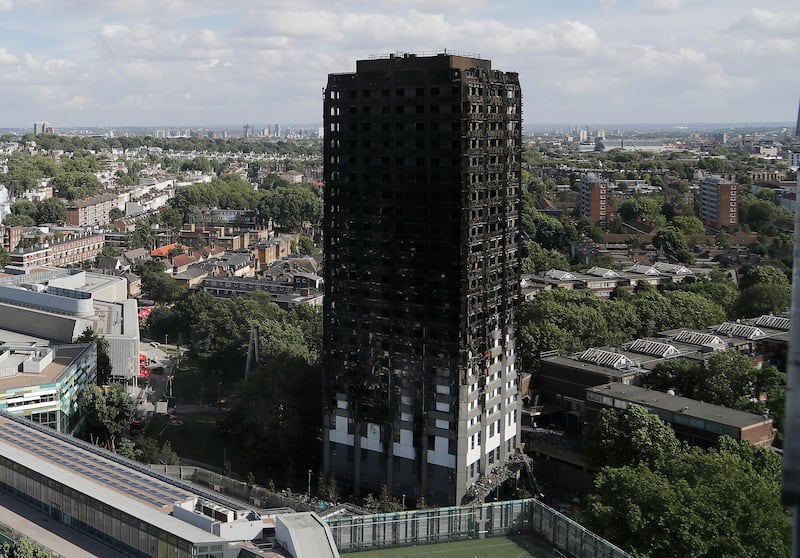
580,173,609,228
322,52,522,506
700,175,737,230
0,343,96,432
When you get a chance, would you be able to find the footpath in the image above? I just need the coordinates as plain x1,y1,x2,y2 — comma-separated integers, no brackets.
0,493,127,557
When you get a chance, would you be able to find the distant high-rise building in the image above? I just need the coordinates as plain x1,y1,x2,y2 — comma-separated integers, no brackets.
33,121,53,135
322,52,522,506
700,176,737,231
243,123,254,138
581,172,610,228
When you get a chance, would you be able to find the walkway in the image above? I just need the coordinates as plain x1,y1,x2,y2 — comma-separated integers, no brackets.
0,493,127,558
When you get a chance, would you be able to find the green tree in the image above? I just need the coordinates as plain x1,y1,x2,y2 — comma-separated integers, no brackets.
258,184,322,230
161,207,184,229
109,207,123,221
141,270,183,303
646,358,703,395
134,437,180,465
672,215,705,235
583,404,683,471
36,197,67,224
0,245,9,268
2,537,52,558
297,235,320,255
737,283,791,318
10,199,37,219
77,326,113,384
652,225,694,264
217,355,322,485
669,276,739,319
3,214,36,227
50,171,100,199
663,290,726,330
739,265,789,290
584,464,704,558
127,222,154,250
180,156,212,173
618,195,663,223
79,383,136,451
521,240,570,273
715,436,781,483
585,445,790,558
652,353,740,401
518,290,640,369
736,266,791,318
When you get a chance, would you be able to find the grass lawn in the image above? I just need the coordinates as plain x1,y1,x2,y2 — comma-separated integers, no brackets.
146,412,248,474
347,535,553,558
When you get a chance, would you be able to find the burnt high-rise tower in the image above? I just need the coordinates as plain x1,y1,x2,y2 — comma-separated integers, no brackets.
322,52,522,506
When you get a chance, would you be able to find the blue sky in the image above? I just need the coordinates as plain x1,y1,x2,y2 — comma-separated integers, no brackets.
0,0,797,128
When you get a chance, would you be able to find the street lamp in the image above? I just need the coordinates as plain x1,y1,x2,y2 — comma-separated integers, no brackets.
308,469,312,496
402,494,406,509
165,333,168,346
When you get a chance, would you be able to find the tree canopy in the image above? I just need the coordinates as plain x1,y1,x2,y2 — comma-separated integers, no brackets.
583,409,790,558
79,383,137,451
736,265,791,318
2,538,52,558
583,404,684,471
77,326,113,385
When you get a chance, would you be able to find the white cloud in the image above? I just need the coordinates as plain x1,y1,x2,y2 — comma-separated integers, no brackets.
0,47,18,64
0,0,13,12
61,95,92,109
731,9,800,35
638,0,682,14
726,38,798,57
0,1,794,125
453,19,599,57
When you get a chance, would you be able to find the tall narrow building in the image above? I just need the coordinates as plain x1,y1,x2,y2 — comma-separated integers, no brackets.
700,175,738,231
322,52,522,506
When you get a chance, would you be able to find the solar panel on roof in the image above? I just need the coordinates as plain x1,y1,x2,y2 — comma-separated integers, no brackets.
715,322,766,340
754,315,790,331
577,348,634,369
674,330,725,346
627,339,681,358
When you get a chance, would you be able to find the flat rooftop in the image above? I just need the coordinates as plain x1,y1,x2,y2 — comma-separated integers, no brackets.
0,344,83,390
586,383,770,429
0,412,246,545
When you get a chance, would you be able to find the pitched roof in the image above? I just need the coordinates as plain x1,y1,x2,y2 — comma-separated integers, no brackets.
172,253,201,268
151,243,180,258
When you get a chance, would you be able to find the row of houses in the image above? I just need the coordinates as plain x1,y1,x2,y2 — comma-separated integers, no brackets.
529,313,788,450
8,230,105,269
98,233,325,310
522,262,699,300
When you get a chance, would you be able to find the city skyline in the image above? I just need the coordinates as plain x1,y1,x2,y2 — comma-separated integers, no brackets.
0,0,798,128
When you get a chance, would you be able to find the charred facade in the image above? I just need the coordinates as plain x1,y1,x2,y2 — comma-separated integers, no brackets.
322,53,522,506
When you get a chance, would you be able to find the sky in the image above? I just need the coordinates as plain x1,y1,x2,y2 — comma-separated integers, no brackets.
0,0,798,128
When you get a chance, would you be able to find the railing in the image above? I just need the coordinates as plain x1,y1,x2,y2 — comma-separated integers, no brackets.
326,498,633,558
367,50,481,60
0,521,64,557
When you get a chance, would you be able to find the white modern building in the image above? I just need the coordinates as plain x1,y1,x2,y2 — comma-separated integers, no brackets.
0,267,140,380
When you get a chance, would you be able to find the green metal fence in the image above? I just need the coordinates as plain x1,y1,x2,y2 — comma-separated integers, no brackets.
326,498,633,558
